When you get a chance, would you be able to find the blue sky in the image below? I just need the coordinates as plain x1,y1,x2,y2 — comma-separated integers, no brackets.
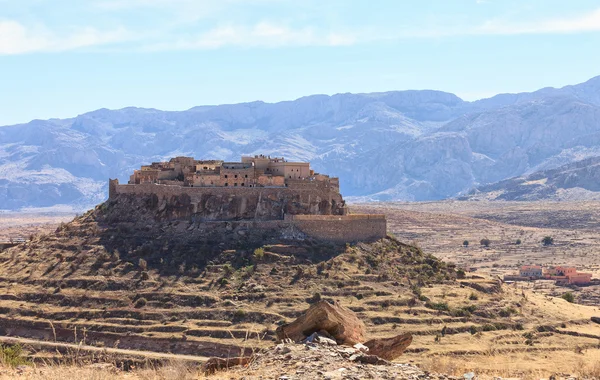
1,0,600,125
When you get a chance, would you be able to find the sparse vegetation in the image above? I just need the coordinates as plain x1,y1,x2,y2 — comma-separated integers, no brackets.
542,236,554,246
561,292,575,303
0,344,30,367
253,247,265,260
480,238,490,247
462,240,469,247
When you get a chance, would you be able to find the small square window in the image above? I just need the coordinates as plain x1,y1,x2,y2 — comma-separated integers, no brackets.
234,183,238,186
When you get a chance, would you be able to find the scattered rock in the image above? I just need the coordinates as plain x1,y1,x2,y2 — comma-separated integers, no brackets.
363,332,413,361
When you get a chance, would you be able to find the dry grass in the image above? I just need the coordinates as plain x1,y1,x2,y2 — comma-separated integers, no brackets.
421,350,600,379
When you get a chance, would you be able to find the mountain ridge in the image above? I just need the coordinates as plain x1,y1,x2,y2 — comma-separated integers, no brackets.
2,75,600,209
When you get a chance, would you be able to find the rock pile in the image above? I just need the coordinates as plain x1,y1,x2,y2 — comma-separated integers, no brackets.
204,301,429,378
208,337,457,380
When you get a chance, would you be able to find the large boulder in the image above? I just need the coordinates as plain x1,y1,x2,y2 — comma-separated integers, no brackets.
363,333,413,361
275,301,366,345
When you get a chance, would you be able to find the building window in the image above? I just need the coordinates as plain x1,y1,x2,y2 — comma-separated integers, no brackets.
245,174,248,178
203,166,207,170
289,175,291,179
224,175,228,178
234,174,238,178
241,183,245,186
225,183,228,186
234,183,238,186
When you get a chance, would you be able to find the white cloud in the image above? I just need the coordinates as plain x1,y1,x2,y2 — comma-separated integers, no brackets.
145,22,355,51
0,20,132,55
477,8,600,35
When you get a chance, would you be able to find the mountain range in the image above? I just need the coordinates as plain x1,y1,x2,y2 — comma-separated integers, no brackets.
2,75,600,210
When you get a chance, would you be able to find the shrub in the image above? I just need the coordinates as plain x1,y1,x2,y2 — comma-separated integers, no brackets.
542,236,554,246
134,297,147,308
499,307,517,317
469,292,479,301
0,344,30,367
561,292,575,303
463,240,469,247
456,268,466,279
253,247,265,260
515,239,522,245
480,238,491,248
233,309,247,321
426,301,450,312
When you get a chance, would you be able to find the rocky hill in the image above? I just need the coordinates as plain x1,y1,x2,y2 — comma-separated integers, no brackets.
3,76,600,209
1,201,600,377
463,156,600,201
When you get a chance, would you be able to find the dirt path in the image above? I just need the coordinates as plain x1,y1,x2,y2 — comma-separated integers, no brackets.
0,335,209,363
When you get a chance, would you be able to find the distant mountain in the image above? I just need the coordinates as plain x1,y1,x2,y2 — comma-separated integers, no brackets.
462,156,600,201
1,76,600,209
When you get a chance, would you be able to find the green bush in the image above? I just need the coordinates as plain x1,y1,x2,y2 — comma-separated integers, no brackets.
515,239,522,245
0,344,30,367
561,292,575,303
469,292,479,301
253,247,265,260
463,240,469,247
542,236,554,246
480,238,491,248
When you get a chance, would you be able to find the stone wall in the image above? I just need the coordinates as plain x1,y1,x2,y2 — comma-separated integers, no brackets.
107,179,386,243
109,180,345,221
284,214,387,243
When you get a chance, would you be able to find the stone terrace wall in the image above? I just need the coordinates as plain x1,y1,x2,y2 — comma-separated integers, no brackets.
284,214,387,243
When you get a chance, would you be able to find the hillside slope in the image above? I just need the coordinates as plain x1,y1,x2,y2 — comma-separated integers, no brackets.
1,202,599,377
463,156,600,201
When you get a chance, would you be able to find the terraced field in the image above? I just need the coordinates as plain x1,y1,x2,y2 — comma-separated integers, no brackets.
1,203,600,378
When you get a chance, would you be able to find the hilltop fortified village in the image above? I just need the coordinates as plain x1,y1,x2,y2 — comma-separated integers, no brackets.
109,155,386,243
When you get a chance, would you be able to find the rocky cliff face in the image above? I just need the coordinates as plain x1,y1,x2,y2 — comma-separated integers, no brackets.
463,156,600,201
3,76,600,209
108,181,345,222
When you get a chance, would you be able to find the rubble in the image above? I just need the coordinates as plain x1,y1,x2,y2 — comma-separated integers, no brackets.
216,339,458,380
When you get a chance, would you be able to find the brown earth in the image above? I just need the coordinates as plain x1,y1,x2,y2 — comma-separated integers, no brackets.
0,200,599,378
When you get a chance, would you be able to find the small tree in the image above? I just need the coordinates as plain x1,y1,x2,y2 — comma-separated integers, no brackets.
480,238,491,248
561,292,574,303
542,236,554,246
463,240,469,248
516,239,522,245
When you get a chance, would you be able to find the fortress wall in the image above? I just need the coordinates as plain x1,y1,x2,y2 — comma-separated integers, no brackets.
111,182,341,205
285,214,387,243
108,180,385,243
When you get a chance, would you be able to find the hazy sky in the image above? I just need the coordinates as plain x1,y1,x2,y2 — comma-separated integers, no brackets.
1,0,600,125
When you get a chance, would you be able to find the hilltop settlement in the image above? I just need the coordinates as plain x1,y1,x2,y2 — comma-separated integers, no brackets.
109,155,386,243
